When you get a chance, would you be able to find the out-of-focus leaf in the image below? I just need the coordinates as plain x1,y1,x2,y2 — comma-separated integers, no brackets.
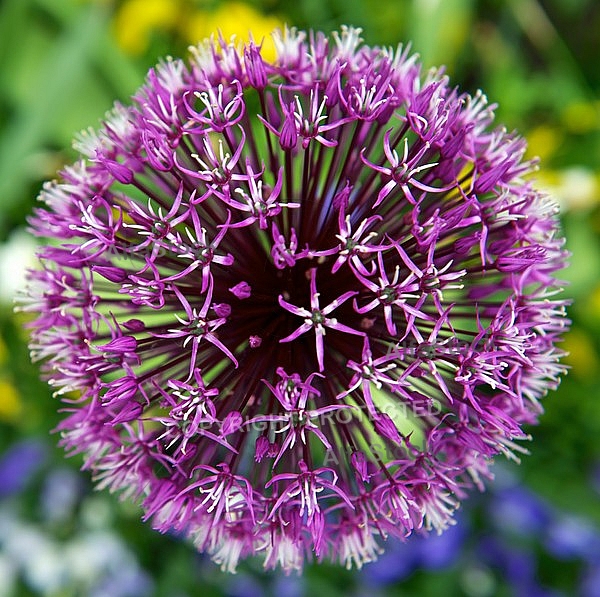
0,3,107,237
562,211,600,299
35,0,143,99
0,0,31,74
407,0,475,71
0,0,142,240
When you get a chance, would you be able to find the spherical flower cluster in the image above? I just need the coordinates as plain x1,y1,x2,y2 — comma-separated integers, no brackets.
21,27,569,573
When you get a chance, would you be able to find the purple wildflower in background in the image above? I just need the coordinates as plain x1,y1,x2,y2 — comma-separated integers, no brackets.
20,26,569,572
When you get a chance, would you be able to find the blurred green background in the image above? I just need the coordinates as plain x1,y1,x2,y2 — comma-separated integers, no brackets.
0,0,599,596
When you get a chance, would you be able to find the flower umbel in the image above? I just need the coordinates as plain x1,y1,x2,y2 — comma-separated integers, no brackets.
22,27,569,572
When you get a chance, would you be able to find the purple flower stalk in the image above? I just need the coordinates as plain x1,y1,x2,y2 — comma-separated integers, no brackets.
21,27,569,573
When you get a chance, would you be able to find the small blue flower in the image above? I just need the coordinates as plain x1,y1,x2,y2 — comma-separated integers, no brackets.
0,439,47,497
490,486,552,537
545,515,600,562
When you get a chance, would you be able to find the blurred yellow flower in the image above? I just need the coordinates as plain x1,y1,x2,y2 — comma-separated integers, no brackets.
185,2,282,62
526,124,561,162
585,285,600,323
0,378,22,422
114,0,179,55
562,328,599,381
561,100,600,135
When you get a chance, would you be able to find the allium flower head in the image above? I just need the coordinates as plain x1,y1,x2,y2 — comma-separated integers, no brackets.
21,27,569,572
